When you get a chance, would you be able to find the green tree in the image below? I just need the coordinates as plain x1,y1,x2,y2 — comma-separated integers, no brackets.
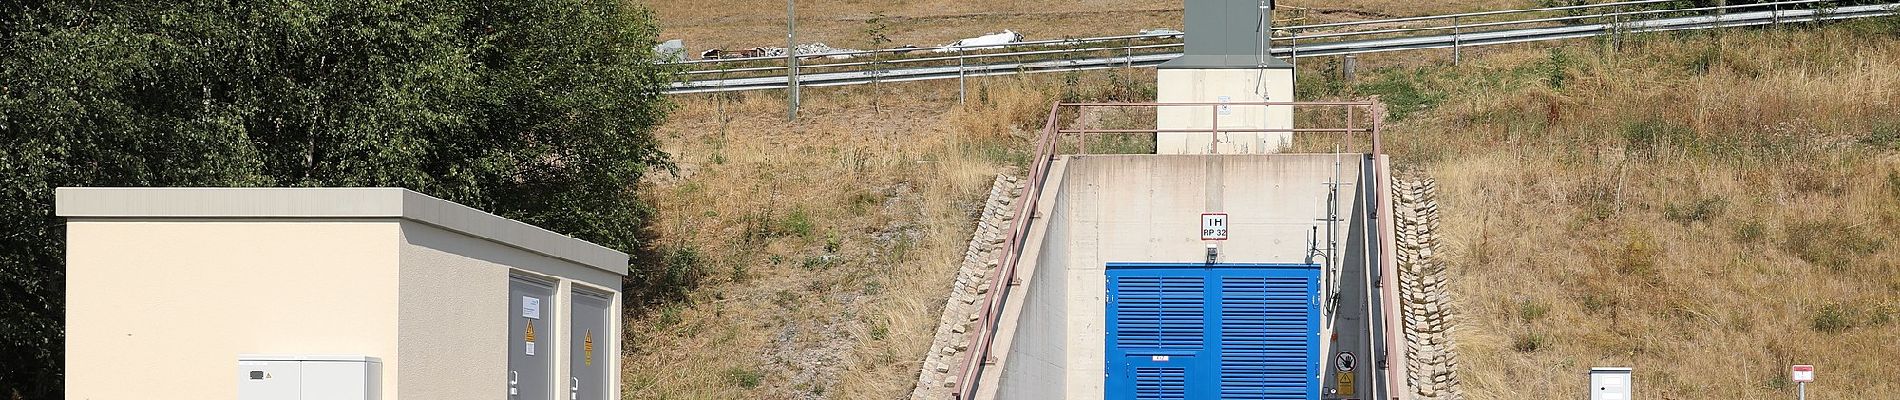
0,1,674,397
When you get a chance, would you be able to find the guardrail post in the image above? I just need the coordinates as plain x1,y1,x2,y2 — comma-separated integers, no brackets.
1452,16,1462,66
785,0,800,122
1289,28,1300,73
1717,0,1727,29
958,49,967,105
1126,37,1135,69
1611,4,1622,55
1342,54,1357,83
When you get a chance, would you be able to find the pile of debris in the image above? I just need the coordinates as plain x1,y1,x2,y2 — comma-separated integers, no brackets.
675,26,1182,62
930,30,1024,52
698,42,870,60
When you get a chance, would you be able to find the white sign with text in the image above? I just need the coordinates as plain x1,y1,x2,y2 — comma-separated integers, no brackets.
1201,213,1228,240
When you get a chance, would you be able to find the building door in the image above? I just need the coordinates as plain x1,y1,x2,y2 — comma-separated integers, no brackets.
1106,263,1321,400
510,275,557,400
570,288,612,400
1107,270,1209,400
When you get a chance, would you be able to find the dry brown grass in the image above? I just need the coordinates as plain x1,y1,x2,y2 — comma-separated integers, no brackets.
624,76,1063,399
630,1,1900,398
637,0,1524,53
1344,22,1900,399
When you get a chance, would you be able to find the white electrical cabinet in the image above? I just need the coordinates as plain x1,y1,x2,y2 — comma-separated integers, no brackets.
1590,367,1633,400
238,355,382,400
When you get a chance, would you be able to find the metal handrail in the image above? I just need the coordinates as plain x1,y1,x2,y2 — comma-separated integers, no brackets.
1280,0,1829,41
667,32,1185,67
666,1,1898,93
1278,0,1675,30
671,0,1810,70
948,100,1385,399
674,41,1186,76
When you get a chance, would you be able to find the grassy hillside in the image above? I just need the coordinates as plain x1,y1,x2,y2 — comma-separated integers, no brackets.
627,2,1900,399
1339,20,1900,398
639,0,1522,52
624,78,1062,399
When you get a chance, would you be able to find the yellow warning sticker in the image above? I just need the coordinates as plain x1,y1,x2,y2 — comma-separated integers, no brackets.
1337,372,1356,396
584,330,595,366
525,320,537,342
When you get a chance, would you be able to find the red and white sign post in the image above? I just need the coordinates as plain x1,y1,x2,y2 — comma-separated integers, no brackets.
1792,365,1814,400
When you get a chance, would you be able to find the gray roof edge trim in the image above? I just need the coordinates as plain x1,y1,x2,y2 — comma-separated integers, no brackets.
55,187,409,218
396,190,629,276
55,187,628,276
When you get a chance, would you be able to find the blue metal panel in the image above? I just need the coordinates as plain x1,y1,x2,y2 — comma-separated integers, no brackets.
1135,367,1188,400
1112,276,1206,351
1218,275,1318,399
1107,263,1320,400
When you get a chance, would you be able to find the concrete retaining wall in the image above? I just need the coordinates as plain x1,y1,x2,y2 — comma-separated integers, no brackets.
981,154,1375,399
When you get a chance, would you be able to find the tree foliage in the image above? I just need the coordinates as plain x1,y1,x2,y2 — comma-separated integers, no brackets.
0,1,674,397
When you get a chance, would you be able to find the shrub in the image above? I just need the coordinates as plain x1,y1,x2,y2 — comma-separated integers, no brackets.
1734,220,1767,243
1543,48,1576,89
655,245,708,299
1684,44,1724,75
1518,299,1552,321
847,191,883,215
1864,121,1900,150
731,262,751,283
0,1,678,394
1622,117,1697,154
1580,287,1621,315
1784,219,1883,272
1887,171,1900,201
1619,233,1661,282
657,305,684,328
1868,301,1897,327
1355,70,1448,122
725,367,764,389
1664,197,1727,225
1812,303,1857,333
800,255,838,270
1513,332,1549,352
779,208,815,239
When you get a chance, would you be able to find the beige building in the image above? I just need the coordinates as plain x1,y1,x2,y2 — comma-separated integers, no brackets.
1152,0,1299,154
59,187,627,400
1155,67,1298,154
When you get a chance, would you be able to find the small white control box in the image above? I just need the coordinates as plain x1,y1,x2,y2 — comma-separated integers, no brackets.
238,355,381,400
1590,367,1632,400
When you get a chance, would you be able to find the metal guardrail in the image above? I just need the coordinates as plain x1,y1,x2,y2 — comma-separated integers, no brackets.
666,0,1900,94
948,100,1386,399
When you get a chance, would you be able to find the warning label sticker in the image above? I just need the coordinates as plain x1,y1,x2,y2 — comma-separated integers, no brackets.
524,321,538,356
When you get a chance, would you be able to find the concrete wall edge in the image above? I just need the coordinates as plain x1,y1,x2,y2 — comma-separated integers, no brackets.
55,187,628,276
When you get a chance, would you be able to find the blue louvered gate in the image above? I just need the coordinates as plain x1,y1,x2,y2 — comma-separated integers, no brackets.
1106,263,1320,400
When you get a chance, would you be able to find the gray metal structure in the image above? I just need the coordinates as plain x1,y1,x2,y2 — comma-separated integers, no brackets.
570,289,613,400
510,275,558,400
666,1,1900,94
1163,0,1293,69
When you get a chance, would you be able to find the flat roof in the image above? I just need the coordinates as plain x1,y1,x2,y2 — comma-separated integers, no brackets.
1158,54,1295,69
55,187,628,276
